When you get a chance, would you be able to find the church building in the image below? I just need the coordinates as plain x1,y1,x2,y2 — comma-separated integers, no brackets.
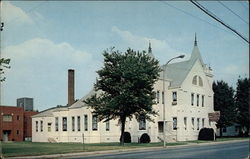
32,36,217,143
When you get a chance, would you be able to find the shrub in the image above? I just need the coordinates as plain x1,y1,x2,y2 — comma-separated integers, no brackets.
120,132,131,143
140,133,151,143
198,128,215,140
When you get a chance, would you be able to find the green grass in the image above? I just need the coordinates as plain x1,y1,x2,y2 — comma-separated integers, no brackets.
1,141,186,157
1,137,248,157
215,137,249,142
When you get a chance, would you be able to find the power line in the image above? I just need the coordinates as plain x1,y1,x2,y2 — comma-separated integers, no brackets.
190,0,249,44
160,1,232,34
218,1,249,25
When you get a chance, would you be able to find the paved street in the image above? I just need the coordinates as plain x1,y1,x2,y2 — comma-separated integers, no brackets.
68,140,249,159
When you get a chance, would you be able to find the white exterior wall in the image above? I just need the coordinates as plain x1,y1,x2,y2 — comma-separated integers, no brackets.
32,59,216,143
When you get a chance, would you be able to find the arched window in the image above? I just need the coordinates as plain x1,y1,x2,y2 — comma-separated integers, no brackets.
192,75,197,85
199,76,203,86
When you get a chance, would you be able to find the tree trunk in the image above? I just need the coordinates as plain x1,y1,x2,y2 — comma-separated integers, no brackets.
220,127,222,137
120,116,126,146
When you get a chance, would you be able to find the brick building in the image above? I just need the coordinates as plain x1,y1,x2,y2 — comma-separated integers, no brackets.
0,106,38,141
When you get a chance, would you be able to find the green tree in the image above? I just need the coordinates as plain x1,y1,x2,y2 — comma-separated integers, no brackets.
84,48,161,145
0,58,11,82
213,80,236,137
235,77,250,136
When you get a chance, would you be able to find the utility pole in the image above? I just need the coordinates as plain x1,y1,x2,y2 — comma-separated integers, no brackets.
0,0,3,158
162,55,185,148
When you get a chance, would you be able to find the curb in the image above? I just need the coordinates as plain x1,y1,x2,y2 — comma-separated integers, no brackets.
5,139,249,159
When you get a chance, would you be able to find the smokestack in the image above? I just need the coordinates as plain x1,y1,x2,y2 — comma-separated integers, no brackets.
68,69,75,106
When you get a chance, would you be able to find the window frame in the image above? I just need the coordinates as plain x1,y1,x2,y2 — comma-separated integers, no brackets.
197,118,200,130
84,115,88,131
92,115,98,131
191,93,194,106
197,94,200,106
173,117,177,130
77,116,81,131
40,120,43,132
72,116,75,131
156,91,160,104
62,117,67,131
139,115,146,130
55,117,59,132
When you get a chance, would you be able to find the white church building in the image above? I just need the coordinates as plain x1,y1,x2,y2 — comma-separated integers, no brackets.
32,36,217,143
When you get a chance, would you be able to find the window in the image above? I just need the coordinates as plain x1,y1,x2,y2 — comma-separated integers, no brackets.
162,91,165,104
139,115,146,130
173,117,177,130
17,130,19,134
40,121,43,132
197,118,200,130
72,116,75,131
84,115,88,131
36,121,38,132
192,118,195,130
55,117,59,131
202,118,205,128
184,117,187,130
192,75,197,85
62,117,67,131
202,95,204,107
3,114,12,122
92,115,98,131
48,123,52,132
191,93,194,106
199,76,203,86
158,121,163,133
156,91,160,104
172,92,177,102
106,121,110,131
17,115,20,120
197,94,199,106
77,116,81,131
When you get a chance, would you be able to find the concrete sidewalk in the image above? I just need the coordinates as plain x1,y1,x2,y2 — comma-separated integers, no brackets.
5,139,249,159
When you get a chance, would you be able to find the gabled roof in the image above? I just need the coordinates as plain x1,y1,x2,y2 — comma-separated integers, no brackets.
159,35,205,88
69,89,102,109
32,106,68,118
69,89,95,109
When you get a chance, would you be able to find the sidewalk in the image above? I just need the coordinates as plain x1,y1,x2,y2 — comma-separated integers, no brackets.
6,139,249,159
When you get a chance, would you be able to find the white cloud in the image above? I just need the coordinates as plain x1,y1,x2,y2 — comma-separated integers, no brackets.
2,38,100,110
111,26,189,64
2,1,33,25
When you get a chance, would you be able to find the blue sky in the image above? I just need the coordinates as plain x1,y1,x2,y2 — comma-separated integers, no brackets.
1,1,249,111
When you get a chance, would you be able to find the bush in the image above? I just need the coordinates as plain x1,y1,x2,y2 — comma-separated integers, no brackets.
198,128,215,140
140,133,151,143
120,132,131,143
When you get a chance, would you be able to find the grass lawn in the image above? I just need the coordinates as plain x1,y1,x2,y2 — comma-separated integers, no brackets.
1,141,187,157
1,137,248,157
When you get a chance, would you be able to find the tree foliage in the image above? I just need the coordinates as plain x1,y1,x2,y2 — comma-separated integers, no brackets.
213,80,236,136
84,48,161,145
235,77,250,135
0,58,11,82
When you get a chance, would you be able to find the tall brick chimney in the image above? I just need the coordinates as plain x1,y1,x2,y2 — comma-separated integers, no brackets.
68,69,75,106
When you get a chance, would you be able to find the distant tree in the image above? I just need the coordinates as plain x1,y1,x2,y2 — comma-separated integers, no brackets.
0,58,11,82
235,77,250,136
84,48,161,145
213,80,236,137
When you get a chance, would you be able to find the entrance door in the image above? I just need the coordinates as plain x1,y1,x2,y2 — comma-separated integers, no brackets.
3,130,11,141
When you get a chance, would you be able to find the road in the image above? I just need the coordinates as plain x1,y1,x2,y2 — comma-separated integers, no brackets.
68,140,249,159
